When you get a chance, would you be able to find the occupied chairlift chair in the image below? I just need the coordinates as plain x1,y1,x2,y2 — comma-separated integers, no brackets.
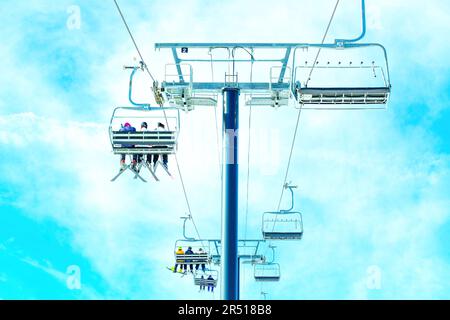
262,183,303,240
173,217,219,291
173,239,211,269
174,216,211,269
110,64,180,182
194,269,218,290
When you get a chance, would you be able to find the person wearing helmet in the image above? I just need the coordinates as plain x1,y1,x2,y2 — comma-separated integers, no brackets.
151,122,169,170
207,275,215,292
185,246,194,272
136,121,151,167
119,122,137,169
174,246,185,273
195,248,206,273
199,275,206,291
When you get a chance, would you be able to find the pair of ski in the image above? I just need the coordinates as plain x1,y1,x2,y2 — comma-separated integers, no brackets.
166,266,189,276
166,266,210,275
111,160,172,182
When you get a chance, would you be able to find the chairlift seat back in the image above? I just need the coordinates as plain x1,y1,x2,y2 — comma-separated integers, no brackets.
175,253,209,264
194,278,217,286
262,211,303,240
298,86,390,105
254,263,281,282
111,131,177,155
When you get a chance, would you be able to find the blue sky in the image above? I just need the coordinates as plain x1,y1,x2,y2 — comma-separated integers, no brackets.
0,0,449,300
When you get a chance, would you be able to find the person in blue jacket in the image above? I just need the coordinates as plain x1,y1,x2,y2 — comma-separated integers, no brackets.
199,275,206,291
207,275,215,292
119,122,137,169
185,246,194,273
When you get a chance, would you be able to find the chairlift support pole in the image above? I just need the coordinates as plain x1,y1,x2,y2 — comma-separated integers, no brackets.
221,87,240,300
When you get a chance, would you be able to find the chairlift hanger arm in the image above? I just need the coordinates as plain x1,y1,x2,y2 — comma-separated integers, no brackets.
181,216,196,241
335,0,366,44
280,184,296,213
127,66,153,108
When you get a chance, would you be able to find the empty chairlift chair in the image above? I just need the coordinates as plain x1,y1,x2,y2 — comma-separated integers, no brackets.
293,43,391,109
262,183,304,240
262,211,303,240
254,263,281,282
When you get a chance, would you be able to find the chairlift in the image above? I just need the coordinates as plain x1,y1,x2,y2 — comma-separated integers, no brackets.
109,107,179,156
193,269,218,289
109,64,181,182
293,45,391,108
262,211,303,240
293,0,391,109
254,263,281,282
174,239,211,266
262,183,303,240
109,106,179,181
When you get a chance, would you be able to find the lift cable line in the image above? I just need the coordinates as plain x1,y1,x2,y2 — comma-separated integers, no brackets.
243,56,255,289
276,0,341,213
113,0,156,83
209,49,224,242
264,0,341,265
244,58,255,242
209,50,222,179
112,0,204,242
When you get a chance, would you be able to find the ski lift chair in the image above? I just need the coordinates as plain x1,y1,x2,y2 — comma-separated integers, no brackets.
262,183,304,240
194,269,218,288
262,211,303,240
109,107,179,156
109,107,179,181
174,239,211,266
293,43,391,109
254,263,281,282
